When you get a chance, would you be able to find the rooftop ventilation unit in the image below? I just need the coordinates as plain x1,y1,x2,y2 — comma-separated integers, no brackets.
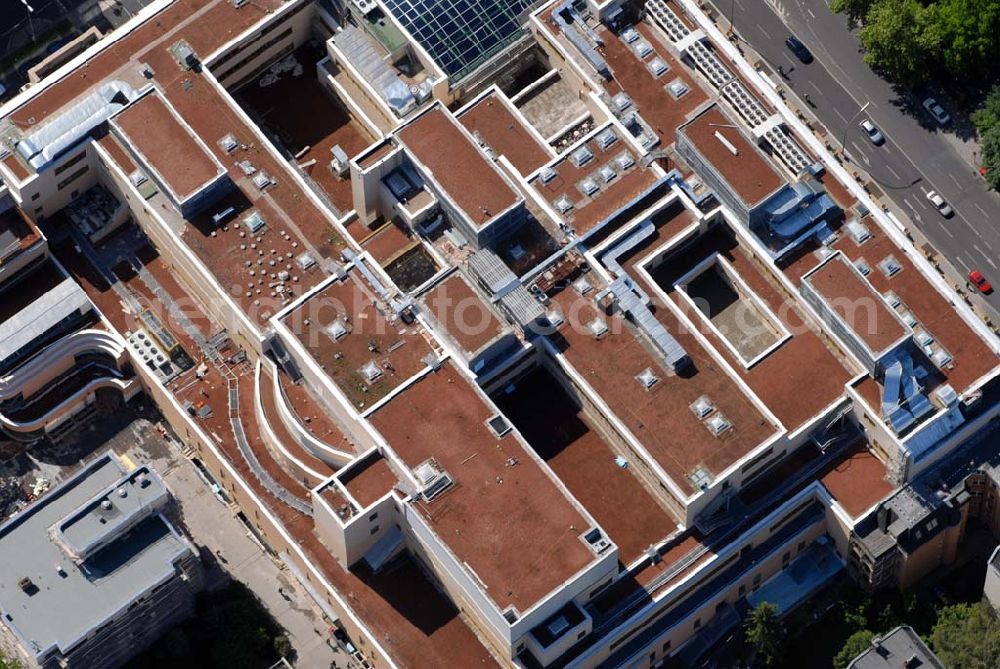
252,171,274,190
845,218,871,245
915,331,934,348
583,528,612,554
648,57,669,77
599,165,617,183
219,133,238,153
360,360,383,383
588,318,609,339
878,255,903,278
634,40,653,58
572,146,594,167
883,291,901,308
854,258,871,276
486,414,512,437
931,348,953,368
933,384,958,407
129,171,147,187
330,145,350,177
596,128,617,150
244,211,266,234
689,466,713,491
296,252,316,271
899,310,917,328
621,27,640,43
612,93,632,112
636,367,659,389
545,310,565,328
690,395,714,418
539,166,558,184
706,413,731,436
573,277,593,295
580,178,600,197
326,319,350,341
414,459,453,501
555,195,574,213
615,151,635,170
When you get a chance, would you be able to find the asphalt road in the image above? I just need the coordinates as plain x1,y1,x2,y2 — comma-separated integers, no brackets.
712,0,1000,314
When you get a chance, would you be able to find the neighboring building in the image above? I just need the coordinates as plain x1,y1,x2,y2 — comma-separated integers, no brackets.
985,544,1000,611
847,626,944,669
0,453,204,669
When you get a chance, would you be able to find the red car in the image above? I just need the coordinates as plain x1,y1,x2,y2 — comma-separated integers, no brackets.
969,270,993,294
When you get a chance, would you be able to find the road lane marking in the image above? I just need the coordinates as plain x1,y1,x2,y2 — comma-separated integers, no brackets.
757,24,773,40
949,174,962,189
832,107,847,123
806,7,816,18
973,203,989,219
885,164,901,179
939,224,954,238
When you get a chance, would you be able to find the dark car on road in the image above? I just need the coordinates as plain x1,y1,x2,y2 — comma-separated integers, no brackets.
785,36,813,63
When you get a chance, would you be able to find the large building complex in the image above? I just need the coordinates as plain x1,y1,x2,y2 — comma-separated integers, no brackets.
0,0,997,667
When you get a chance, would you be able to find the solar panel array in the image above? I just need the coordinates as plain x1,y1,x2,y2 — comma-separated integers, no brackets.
384,0,535,80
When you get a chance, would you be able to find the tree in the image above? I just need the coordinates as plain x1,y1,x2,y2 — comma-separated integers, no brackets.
972,85,1000,136
273,634,294,659
834,629,875,669
745,602,784,668
830,0,875,27
929,601,1000,668
932,0,1000,81
981,126,1000,190
858,0,938,84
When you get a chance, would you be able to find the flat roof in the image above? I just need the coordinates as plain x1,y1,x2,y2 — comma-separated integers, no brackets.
679,104,785,207
531,127,661,236
548,270,779,496
283,270,434,410
422,273,506,356
369,362,599,613
643,224,854,430
818,222,999,395
819,444,893,518
848,626,944,668
397,105,520,231
597,22,707,146
804,252,908,356
0,276,91,362
457,91,550,175
112,90,225,203
0,202,40,264
0,454,189,660
494,367,679,564
339,453,398,508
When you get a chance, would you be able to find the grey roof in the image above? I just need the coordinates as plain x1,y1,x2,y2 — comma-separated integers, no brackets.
848,626,944,669
499,284,545,327
467,249,518,297
16,81,138,172
0,277,91,363
0,453,192,660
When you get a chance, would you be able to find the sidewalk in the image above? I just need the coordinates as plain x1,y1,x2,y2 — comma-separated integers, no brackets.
152,444,351,669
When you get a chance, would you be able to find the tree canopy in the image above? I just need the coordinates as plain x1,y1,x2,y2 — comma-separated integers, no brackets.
745,602,784,667
929,601,1000,669
839,0,1000,86
834,629,875,669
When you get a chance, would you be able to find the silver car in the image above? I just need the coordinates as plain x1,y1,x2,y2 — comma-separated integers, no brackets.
859,119,884,145
926,190,953,217
922,97,951,125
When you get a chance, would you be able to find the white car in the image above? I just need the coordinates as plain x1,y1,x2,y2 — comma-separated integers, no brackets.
926,190,953,217
922,97,951,125
859,119,884,145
